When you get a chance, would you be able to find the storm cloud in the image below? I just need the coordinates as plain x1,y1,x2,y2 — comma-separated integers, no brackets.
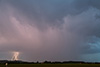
0,0,100,62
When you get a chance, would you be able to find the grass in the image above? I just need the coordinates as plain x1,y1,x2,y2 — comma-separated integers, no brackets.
0,64,100,67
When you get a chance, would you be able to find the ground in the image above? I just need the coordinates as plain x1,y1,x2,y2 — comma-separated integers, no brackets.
0,64,100,67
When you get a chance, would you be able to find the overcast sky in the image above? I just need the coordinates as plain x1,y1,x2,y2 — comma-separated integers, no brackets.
0,0,100,62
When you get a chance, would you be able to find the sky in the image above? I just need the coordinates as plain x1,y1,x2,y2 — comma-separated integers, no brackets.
0,0,100,62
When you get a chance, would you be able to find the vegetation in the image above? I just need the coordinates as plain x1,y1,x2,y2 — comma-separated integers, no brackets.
0,60,100,67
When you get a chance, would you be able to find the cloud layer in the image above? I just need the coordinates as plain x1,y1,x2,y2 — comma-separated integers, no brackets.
0,0,100,62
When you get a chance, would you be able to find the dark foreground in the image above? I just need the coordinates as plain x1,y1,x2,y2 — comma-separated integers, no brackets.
0,64,100,67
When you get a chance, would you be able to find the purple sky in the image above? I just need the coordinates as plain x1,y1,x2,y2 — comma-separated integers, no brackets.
0,0,100,62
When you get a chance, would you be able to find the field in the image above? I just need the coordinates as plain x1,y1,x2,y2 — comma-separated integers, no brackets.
0,64,100,67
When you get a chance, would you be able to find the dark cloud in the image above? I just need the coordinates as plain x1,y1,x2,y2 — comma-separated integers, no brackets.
6,0,100,27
